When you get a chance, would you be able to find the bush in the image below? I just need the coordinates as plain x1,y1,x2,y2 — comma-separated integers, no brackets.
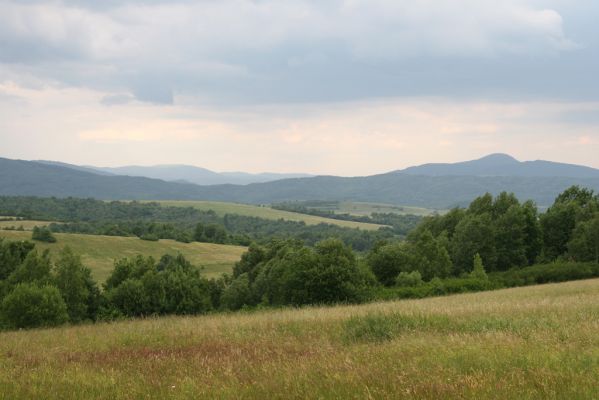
0,283,68,329
492,262,599,287
139,233,159,242
469,253,488,281
395,271,424,287
31,226,57,243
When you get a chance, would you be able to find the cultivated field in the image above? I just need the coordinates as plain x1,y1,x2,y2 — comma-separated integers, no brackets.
152,200,386,230
0,230,246,282
0,279,597,399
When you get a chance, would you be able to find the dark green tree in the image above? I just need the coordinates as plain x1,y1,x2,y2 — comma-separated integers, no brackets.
367,242,415,286
54,247,99,323
567,213,599,262
31,226,57,243
451,213,496,274
0,239,35,280
0,283,68,329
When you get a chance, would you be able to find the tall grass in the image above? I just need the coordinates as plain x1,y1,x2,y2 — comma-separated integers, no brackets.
1,278,598,399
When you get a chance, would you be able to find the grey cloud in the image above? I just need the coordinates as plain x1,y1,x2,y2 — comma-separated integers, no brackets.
0,0,597,105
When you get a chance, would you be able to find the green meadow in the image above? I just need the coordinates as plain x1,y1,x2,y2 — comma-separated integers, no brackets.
334,201,442,216
0,278,597,399
0,230,246,283
152,200,386,230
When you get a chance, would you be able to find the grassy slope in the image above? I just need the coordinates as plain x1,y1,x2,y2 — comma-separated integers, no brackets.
0,230,246,282
153,200,385,230
1,279,598,399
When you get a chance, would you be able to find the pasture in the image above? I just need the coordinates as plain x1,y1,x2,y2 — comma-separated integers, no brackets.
335,201,442,216
0,279,597,399
152,200,385,230
0,230,246,283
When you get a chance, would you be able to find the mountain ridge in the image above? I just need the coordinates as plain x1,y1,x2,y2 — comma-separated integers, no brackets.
37,161,313,186
3,155,599,208
398,153,599,178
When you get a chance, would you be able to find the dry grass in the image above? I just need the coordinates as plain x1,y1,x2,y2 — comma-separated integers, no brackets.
1,279,597,399
0,230,246,282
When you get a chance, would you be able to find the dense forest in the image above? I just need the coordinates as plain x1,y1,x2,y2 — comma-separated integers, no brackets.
1,186,598,330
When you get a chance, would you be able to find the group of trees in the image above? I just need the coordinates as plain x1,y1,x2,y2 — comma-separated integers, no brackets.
0,239,100,329
102,254,218,318
0,239,221,328
31,226,57,243
367,186,599,287
221,239,374,310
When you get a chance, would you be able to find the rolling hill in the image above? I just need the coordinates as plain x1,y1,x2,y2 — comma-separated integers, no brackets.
3,155,599,208
0,230,246,282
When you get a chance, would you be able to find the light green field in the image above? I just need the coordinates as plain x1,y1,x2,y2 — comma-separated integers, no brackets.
334,202,442,216
0,220,54,230
0,230,246,283
153,200,385,230
1,279,598,399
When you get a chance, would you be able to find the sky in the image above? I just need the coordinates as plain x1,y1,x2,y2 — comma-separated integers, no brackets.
1,0,598,176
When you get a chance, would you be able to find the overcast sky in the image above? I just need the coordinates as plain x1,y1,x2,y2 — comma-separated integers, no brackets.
1,0,598,175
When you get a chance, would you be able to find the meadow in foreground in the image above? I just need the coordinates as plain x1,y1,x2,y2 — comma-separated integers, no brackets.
0,278,597,399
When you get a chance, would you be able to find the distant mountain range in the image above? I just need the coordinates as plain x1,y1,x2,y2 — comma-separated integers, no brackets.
399,153,599,178
2,154,599,208
36,161,312,185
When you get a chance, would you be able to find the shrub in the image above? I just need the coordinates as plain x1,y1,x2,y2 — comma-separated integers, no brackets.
139,233,159,242
469,253,488,281
0,283,68,329
395,271,424,287
492,262,599,287
31,226,57,243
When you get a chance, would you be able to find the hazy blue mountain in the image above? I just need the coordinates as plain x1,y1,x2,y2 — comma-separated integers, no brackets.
82,164,312,185
35,160,115,176
3,155,599,208
399,153,599,178
0,158,210,200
